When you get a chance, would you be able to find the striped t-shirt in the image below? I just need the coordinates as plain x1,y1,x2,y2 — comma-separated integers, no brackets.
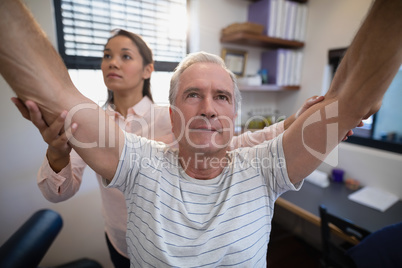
106,132,301,267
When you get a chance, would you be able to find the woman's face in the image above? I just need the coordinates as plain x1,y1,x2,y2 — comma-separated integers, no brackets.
101,35,152,94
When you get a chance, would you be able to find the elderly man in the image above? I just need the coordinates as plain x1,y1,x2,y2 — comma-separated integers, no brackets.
1,0,401,267
108,51,300,266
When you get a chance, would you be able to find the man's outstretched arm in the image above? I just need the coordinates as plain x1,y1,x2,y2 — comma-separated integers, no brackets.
0,0,123,181
283,0,402,184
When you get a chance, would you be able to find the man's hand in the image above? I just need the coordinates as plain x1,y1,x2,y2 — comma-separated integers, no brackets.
11,97,77,172
284,95,362,141
343,121,364,141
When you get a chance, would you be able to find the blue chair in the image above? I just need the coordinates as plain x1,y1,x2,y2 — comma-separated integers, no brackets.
346,221,402,268
0,209,102,268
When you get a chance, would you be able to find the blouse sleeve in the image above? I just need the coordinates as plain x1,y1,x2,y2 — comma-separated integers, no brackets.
37,149,87,202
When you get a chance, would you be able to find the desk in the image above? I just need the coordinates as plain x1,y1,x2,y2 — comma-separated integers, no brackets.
277,181,402,234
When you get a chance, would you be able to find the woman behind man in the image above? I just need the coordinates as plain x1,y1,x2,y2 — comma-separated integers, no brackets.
13,29,323,267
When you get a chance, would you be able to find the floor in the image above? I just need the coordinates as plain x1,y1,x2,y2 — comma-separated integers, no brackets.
267,221,322,268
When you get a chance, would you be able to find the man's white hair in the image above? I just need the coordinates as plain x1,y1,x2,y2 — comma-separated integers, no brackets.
169,51,242,112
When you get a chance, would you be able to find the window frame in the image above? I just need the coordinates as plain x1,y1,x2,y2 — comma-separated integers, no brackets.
53,0,189,71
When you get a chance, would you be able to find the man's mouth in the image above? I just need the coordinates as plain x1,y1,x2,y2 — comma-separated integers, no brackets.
190,126,221,133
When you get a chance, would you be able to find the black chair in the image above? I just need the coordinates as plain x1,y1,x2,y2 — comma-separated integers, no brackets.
0,209,102,268
319,205,370,268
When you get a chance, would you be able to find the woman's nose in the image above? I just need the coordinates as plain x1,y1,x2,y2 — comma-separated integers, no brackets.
108,58,119,69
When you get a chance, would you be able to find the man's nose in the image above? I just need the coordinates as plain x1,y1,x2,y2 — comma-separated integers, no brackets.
200,97,216,118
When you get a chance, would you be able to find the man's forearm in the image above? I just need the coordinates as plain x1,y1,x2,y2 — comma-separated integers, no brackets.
328,0,402,128
284,0,402,184
0,0,76,121
0,0,122,180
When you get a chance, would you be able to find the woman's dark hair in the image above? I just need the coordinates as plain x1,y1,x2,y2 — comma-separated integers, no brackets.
104,29,154,106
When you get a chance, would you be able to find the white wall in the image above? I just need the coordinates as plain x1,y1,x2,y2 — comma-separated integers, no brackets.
1,0,402,267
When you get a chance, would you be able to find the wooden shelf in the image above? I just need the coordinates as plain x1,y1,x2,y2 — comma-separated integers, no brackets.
220,32,304,49
239,84,300,92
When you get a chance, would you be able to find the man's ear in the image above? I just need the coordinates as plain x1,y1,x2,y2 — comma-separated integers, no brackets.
169,106,173,123
143,63,154,79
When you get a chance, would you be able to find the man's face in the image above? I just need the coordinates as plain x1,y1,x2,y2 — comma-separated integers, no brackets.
170,62,237,156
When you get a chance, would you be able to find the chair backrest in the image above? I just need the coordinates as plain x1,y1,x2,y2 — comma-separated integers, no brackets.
346,221,402,268
319,204,371,268
0,209,63,268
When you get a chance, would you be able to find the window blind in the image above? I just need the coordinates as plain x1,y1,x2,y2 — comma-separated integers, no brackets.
54,0,187,70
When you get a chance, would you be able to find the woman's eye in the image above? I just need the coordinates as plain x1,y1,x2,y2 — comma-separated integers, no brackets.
103,54,111,59
123,54,132,60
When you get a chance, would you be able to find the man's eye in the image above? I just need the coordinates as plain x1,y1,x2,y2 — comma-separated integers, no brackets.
103,54,111,59
217,95,229,101
188,93,198,98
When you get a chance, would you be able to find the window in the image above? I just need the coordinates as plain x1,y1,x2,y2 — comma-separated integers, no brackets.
53,0,187,105
54,0,188,70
